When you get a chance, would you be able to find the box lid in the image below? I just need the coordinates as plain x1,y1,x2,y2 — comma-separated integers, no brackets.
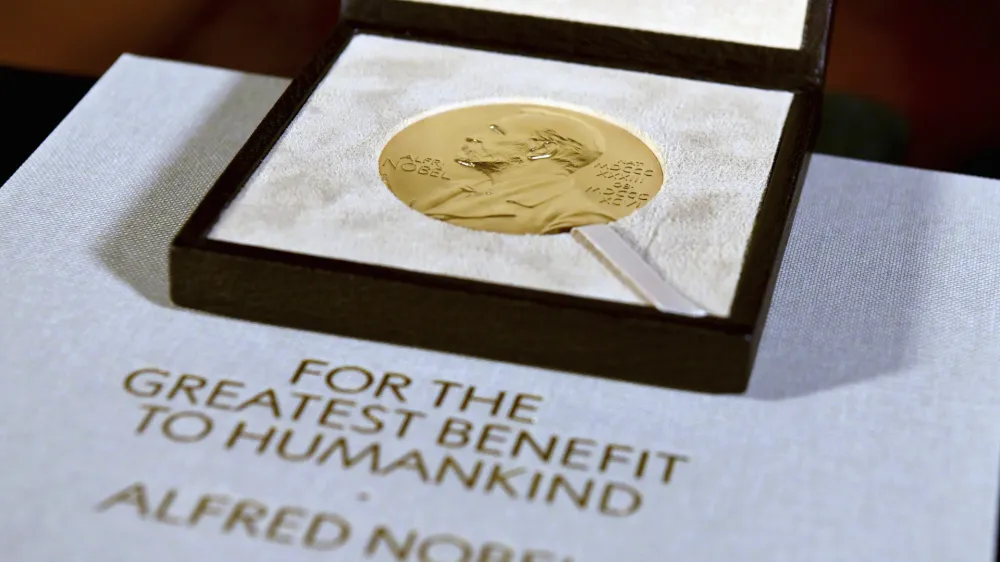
343,0,834,91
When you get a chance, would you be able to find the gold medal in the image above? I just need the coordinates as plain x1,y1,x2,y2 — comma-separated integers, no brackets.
379,103,664,235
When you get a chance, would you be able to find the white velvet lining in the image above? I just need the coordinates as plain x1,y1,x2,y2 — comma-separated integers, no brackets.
399,0,810,50
210,35,793,317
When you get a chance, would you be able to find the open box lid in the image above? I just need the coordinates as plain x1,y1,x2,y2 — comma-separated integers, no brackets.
343,0,834,91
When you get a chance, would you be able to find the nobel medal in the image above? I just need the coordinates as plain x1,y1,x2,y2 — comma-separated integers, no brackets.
379,103,665,235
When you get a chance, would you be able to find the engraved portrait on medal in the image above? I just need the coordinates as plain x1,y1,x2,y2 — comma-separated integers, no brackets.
379,104,665,236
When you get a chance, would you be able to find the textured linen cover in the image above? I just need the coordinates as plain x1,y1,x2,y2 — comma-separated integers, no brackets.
399,0,811,49
211,35,794,316
1,56,999,561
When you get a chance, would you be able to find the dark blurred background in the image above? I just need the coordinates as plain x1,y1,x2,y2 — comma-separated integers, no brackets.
2,0,1000,183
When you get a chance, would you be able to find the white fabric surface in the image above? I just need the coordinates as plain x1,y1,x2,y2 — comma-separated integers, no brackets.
1,55,999,561
211,35,793,316
400,0,810,49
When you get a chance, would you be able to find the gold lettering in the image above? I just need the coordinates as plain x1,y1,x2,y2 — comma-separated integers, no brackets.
161,411,213,443
166,374,206,405
315,438,381,471
226,422,276,453
235,389,282,419
290,358,328,384
304,513,351,551
476,424,511,457
479,542,515,562
318,398,355,430
507,393,542,424
431,380,463,407
188,494,230,526
394,408,425,438
635,451,649,479
154,489,183,525
276,429,324,462
325,366,374,394
223,500,267,537
418,534,473,562
123,368,169,398
599,482,642,517
657,452,689,483
511,432,557,464
205,379,245,411
290,391,323,421
599,444,633,473
523,550,558,562
434,456,483,490
380,450,430,483
265,506,306,545
375,372,412,402
525,472,544,501
461,386,505,417
545,476,592,510
484,465,524,498
351,404,386,435
95,482,149,516
437,417,472,449
366,526,416,559
135,404,169,434
561,438,597,471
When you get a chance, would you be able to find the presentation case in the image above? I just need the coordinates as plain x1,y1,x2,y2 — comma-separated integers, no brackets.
170,0,835,393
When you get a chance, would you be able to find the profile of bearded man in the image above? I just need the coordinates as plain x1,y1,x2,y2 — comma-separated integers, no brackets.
408,108,615,235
